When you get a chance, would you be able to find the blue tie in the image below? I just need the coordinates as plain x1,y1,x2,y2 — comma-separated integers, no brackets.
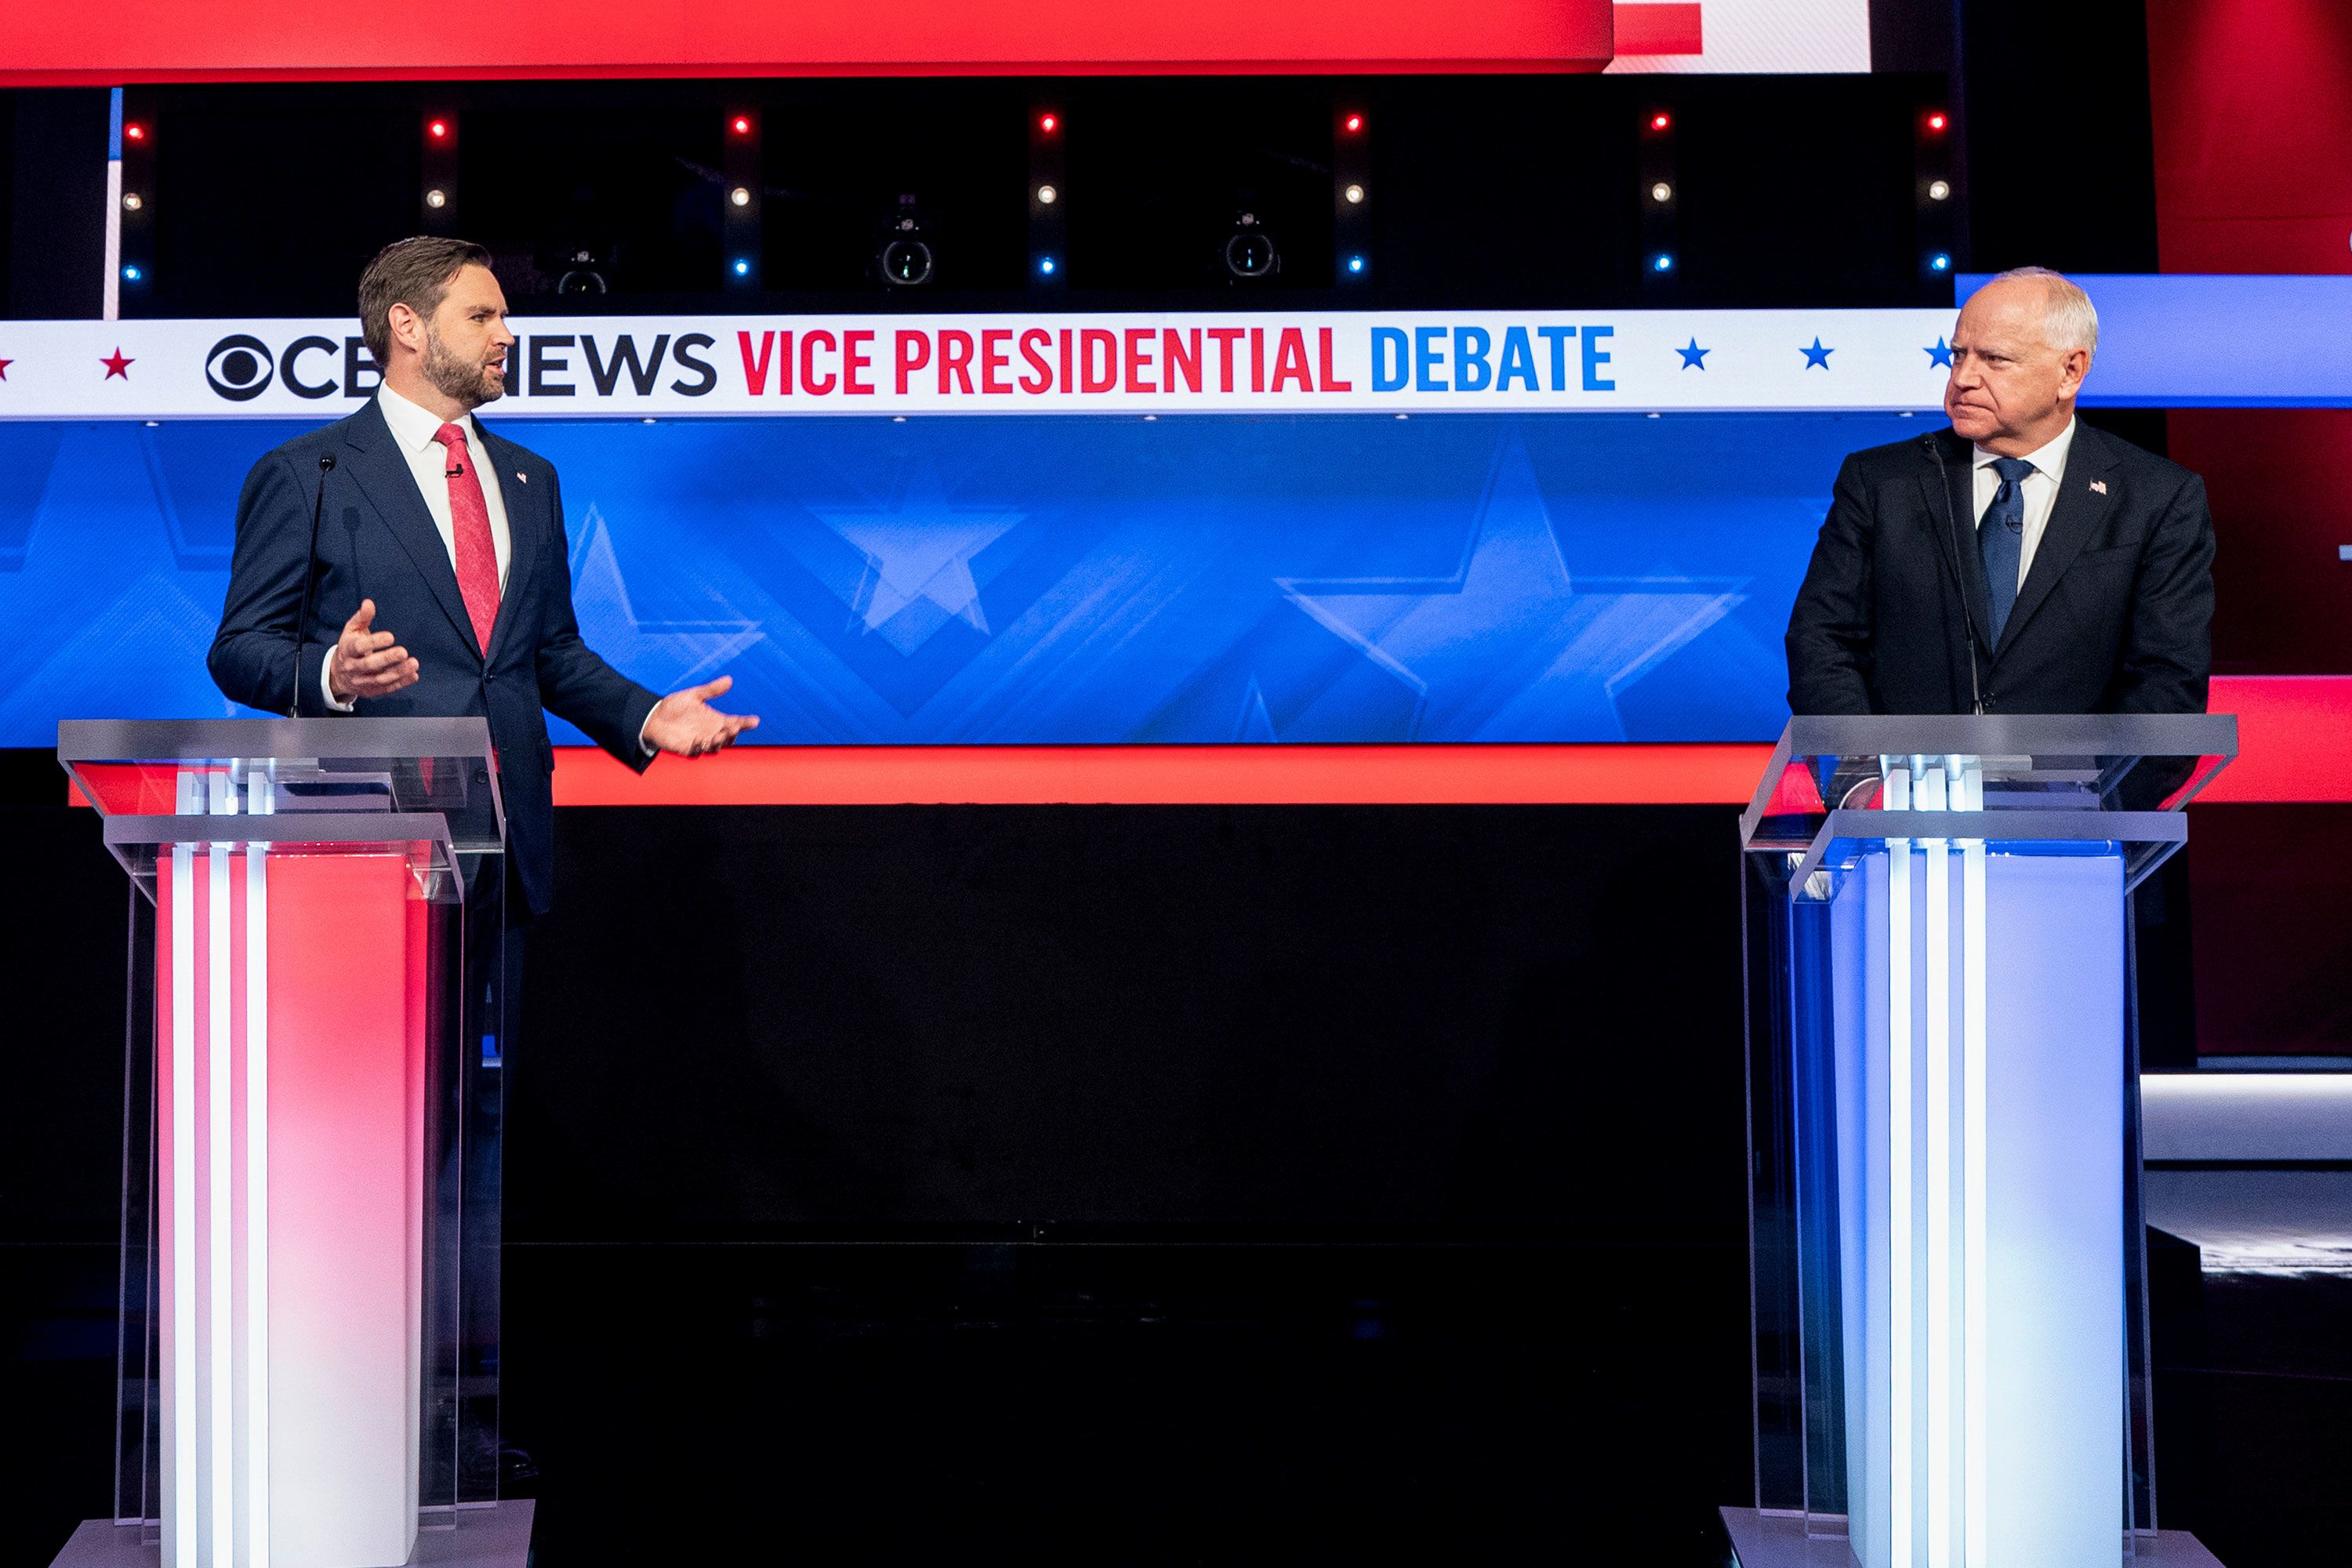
1980,456,2034,644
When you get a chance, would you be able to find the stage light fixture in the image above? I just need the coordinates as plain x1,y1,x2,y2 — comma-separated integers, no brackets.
124,123,147,142
879,202,936,287
427,119,448,140
1040,256,1058,275
122,265,142,281
731,116,753,136
1650,112,1671,132
1343,114,1363,134
1039,113,1058,134
733,259,752,276
122,193,143,212
1036,183,1058,205
1652,252,1675,273
1650,181,1673,203
1929,252,1951,272
553,247,610,295
730,186,752,207
1929,180,1951,201
1926,111,1947,132
1344,183,1364,205
1223,212,1279,282
425,188,447,209
1347,255,1365,274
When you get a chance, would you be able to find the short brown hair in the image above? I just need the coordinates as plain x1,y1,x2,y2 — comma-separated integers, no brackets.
358,237,493,364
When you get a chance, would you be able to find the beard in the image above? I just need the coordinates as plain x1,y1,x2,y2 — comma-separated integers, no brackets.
421,325,506,410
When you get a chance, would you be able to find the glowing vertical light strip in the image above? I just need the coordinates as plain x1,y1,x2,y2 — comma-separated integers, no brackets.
207,773,234,1568
1921,763,1951,1568
1884,760,1915,1568
244,829,270,1568
103,89,122,321
169,790,197,1564
1957,760,1988,1567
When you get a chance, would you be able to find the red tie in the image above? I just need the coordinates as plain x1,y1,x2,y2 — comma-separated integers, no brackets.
433,422,501,655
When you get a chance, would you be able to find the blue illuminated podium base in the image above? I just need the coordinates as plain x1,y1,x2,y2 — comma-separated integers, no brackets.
1719,1508,2225,1567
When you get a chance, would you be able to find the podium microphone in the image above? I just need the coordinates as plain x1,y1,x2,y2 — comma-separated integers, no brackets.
290,454,336,717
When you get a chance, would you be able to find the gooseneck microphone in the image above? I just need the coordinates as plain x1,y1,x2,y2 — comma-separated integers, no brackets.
290,453,336,717
1923,433,1988,715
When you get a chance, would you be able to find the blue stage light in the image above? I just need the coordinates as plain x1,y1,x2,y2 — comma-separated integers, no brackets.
122,265,142,281
732,259,751,277
1651,252,1675,273
1347,256,1365,274
1929,252,1951,272
1040,256,1058,276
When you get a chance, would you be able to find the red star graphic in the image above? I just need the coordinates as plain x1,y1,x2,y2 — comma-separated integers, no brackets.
101,348,135,379
0,357,12,380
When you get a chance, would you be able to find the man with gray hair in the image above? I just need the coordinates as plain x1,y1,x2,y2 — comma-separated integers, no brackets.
1786,267,2215,717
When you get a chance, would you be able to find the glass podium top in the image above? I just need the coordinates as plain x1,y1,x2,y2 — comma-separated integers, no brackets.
57,719,504,904
1740,713,2239,900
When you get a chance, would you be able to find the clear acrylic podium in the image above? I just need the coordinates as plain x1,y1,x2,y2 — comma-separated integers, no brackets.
56,718,510,1568
1734,714,2236,1568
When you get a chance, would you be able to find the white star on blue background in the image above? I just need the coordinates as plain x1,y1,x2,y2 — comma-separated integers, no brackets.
807,458,1025,656
1277,437,1746,741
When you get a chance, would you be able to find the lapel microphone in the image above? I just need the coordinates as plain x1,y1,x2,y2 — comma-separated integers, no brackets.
1923,432,1989,715
290,452,336,717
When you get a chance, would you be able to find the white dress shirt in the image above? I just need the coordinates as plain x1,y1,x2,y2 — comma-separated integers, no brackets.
1971,416,2077,591
321,385,514,711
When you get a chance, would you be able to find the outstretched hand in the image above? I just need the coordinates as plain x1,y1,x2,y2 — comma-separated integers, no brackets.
326,599,419,702
643,674,760,757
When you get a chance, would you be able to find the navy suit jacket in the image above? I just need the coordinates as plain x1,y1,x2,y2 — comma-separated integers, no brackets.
209,397,658,917
1785,423,2216,717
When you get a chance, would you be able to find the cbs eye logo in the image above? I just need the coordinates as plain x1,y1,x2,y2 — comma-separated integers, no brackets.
205,335,276,401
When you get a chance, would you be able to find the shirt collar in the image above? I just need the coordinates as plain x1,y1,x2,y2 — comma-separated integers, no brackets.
376,383,474,453
1973,416,2077,479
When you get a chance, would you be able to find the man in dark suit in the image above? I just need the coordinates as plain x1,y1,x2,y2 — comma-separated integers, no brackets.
1786,267,2214,717
209,236,759,919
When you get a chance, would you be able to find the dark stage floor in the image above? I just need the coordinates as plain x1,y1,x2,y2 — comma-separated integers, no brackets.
9,1229,2350,1566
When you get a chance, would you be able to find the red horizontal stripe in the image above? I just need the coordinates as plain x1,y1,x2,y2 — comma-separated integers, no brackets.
550,743,1769,807
2199,676,2352,803
0,0,1609,83
1611,2,1703,55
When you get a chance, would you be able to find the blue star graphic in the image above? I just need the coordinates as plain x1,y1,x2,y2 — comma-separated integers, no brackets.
568,503,766,688
807,458,1024,657
1277,437,1746,741
1801,337,1835,370
1924,336,1955,368
1676,338,1710,371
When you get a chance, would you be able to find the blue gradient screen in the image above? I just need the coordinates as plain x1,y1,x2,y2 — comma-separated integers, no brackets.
0,412,1913,746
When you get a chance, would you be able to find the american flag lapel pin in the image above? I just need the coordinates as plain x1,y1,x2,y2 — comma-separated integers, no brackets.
2089,479,2107,494
517,471,528,484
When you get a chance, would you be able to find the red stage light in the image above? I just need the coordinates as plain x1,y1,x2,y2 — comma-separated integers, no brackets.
1039,112,1058,133
1650,112,1671,132
1343,114,1363,134
427,119,448,140
731,115,752,135
124,123,147,142
1927,111,1947,132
